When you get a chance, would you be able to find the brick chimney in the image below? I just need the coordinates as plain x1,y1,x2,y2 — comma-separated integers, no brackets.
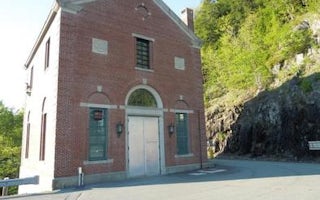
181,8,194,32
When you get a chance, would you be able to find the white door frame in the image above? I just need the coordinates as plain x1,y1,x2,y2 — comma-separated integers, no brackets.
124,85,166,177
128,116,160,177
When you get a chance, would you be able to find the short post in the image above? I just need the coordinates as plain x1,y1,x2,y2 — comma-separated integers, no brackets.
1,177,9,196
78,167,84,187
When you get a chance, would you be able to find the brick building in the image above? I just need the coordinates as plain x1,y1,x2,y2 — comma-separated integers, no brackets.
19,0,207,193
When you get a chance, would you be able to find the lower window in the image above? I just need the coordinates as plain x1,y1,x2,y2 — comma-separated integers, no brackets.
175,113,189,155
89,108,108,161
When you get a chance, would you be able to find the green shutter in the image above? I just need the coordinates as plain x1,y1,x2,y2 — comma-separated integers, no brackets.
89,108,108,161
175,113,189,155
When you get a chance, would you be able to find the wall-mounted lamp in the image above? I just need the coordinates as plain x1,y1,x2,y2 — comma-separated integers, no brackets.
168,123,175,136
116,122,123,137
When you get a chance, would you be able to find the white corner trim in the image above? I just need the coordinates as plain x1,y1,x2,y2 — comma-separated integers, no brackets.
61,6,82,14
191,44,201,49
80,102,118,109
60,0,97,14
72,0,97,5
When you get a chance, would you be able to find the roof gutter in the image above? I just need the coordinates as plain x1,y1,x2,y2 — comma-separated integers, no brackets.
24,1,60,69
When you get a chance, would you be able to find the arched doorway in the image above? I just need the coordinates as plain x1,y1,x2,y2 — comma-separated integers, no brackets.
125,85,164,177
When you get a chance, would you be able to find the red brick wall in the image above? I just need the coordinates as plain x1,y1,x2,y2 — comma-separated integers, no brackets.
54,0,206,177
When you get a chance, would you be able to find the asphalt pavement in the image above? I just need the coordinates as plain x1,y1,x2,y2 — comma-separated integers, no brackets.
2,159,320,200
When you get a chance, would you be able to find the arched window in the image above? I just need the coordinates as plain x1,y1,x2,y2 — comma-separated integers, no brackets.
128,89,157,107
40,98,47,161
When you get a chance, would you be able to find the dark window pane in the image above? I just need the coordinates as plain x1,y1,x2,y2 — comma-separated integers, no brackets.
89,108,108,161
136,38,150,69
45,38,50,69
175,113,189,155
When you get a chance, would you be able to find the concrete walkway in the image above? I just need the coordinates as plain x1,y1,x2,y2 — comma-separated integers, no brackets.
3,159,320,200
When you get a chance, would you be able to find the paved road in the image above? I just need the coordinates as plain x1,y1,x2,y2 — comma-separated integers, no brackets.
3,159,320,200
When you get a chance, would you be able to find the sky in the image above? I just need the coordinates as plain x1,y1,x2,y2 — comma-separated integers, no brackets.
0,0,202,110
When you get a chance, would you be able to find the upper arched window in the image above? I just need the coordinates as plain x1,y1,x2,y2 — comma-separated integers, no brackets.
128,89,157,107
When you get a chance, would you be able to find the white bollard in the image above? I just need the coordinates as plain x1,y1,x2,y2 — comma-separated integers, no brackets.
78,167,84,187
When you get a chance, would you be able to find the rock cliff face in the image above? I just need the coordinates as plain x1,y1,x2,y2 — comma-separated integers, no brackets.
208,73,320,159
232,73,320,157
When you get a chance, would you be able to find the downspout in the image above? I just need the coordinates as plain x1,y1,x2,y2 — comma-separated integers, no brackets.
198,110,203,169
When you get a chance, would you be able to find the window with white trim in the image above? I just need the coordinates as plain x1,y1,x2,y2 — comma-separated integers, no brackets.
89,108,108,161
45,38,50,69
175,113,189,155
136,38,151,69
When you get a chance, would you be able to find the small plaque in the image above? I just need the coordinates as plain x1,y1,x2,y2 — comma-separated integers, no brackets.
92,38,108,55
175,57,185,70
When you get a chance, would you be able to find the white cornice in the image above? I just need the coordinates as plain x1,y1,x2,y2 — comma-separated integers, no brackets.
152,0,202,48
25,1,60,69
25,0,202,68
24,0,95,68
59,0,96,14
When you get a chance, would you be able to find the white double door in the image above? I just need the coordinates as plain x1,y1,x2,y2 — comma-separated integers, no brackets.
128,116,160,177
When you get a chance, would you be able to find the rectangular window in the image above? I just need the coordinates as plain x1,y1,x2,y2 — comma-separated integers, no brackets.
175,113,189,155
89,108,108,161
45,38,50,69
136,38,150,69
30,67,34,89
26,67,33,95
25,122,31,159
39,113,47,161
29,67,33,89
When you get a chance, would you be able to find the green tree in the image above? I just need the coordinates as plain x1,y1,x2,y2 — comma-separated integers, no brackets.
0,101,23,195
195,0,320,107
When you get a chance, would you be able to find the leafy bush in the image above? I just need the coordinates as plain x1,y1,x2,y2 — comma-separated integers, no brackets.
282,29,314,58
195,0,320,106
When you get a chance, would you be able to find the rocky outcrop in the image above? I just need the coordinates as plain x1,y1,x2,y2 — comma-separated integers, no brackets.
207,73,320,159
206,105,242,156
232,73,320,157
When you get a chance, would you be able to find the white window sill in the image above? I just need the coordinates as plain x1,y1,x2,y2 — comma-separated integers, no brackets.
83,159,113,165
175,153,194,158
135,67,154,73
